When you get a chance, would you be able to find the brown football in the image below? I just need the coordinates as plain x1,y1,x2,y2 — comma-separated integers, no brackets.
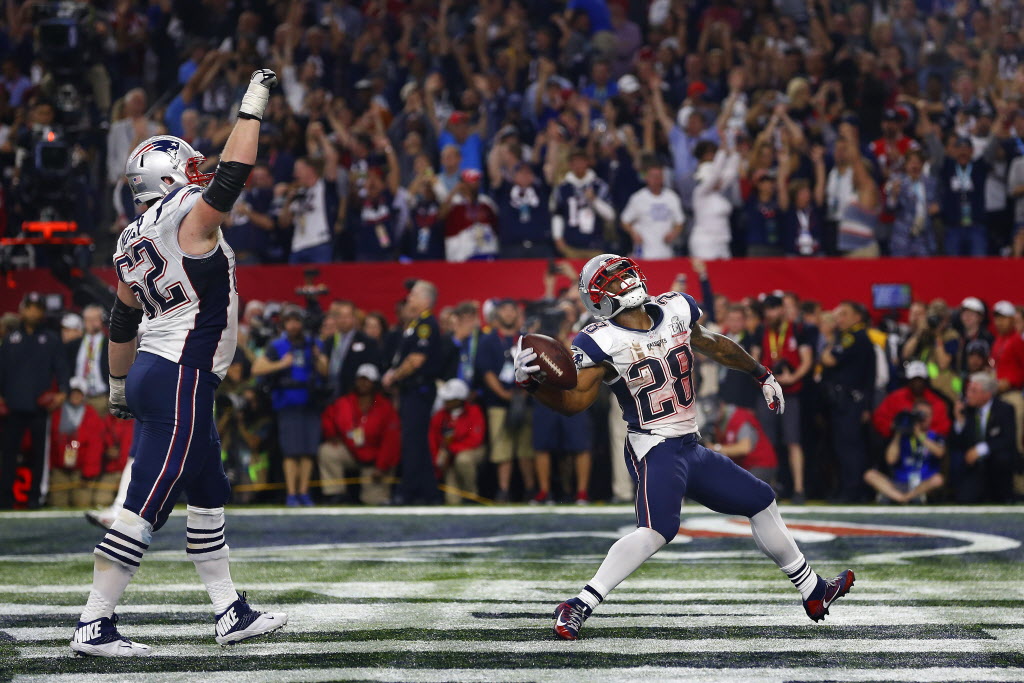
522,333,578,390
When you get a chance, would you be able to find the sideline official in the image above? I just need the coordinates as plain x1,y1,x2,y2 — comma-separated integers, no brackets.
0,293,70,508
384,280,442,504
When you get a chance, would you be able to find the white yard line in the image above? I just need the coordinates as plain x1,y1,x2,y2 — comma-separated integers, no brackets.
14,668,1024,683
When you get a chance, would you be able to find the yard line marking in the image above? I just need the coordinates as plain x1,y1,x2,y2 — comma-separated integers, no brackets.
16,632,1024,659
13,668,1024,683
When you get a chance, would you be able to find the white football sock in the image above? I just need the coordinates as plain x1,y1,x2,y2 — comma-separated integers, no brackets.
750,501,818,599
186,505,237,614
111,458,133,511
577,527,666,610
80,555,135,622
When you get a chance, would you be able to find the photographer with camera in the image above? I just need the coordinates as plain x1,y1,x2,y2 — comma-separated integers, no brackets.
278,123,339,264
900,300,961,403
873,361,952,441
252,306,328,506
864,401,946,504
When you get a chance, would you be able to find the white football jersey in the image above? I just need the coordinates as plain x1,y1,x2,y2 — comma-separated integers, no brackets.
572,292,703,449
113,185,238,379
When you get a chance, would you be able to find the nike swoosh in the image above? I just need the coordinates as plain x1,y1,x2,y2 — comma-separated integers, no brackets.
555,614,569,629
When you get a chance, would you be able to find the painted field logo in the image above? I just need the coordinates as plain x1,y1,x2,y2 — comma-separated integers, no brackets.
660,516,1022,564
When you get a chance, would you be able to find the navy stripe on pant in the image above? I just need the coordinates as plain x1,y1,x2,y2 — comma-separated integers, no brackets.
625,433,775,543
123,352,229,531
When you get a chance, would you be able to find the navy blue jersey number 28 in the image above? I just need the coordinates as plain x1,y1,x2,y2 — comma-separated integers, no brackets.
114,238,190,317
626,345,695,423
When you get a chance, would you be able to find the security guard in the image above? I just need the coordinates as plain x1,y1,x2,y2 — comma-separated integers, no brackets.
383,280,442,504
0,292,70,508
821,301,876,502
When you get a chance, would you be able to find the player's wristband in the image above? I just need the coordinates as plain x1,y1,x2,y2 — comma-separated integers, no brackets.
750,363,770,382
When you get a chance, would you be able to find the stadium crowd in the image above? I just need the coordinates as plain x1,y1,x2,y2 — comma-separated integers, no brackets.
3,0,1024,261
0,264,1022,508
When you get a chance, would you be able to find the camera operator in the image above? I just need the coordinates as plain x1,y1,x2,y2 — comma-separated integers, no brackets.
864,401,946,504
252,306,329,507
33,0,111,119
900,300,961,403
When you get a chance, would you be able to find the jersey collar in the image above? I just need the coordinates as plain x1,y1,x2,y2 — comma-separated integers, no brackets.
609,303,664,333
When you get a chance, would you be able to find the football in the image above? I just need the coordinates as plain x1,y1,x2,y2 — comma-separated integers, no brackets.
522,333,578,390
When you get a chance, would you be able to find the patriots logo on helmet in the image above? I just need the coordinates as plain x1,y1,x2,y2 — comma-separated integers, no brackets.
131,139,180,161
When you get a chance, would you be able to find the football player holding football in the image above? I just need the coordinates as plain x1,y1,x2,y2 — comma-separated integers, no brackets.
514,255,854,640
70,70,287,656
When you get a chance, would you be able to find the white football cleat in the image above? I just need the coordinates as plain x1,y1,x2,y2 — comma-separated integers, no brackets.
70,615,152,657
215,592,288,645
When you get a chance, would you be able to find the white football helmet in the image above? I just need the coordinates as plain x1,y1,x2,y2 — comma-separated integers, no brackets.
123,135,213,205
578,254,649,320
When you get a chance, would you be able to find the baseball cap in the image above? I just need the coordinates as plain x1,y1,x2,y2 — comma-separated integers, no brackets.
61,313,83,331
762,294,783,309
355,363,380,383
960,297,985,315
905,361,929,380
965,339,991,358
448,111,469,125
21,292,44,308
617,74,640,94
687,82,708,100
69,377,88,393
438,378,470,402
993,300,1016,317
281,305,305,322
882,108,902,122
461,168,482,183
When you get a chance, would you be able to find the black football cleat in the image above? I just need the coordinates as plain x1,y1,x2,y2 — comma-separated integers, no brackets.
803,569,855,622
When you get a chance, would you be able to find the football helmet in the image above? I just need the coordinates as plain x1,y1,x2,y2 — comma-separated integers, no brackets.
123,135,214,206
578,254,649,320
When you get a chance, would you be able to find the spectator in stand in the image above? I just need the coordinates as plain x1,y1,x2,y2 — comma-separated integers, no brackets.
0,293,69,509
475,299,536,503
873,361,953,440
384,280,443,505
322,300,380,401
743,168,784,257
950,372,1019,503
757,295,813,504
278,124,340,264
252,306,328,507
492,159,553,259
440,169,499,262
938,137,989,256
956,297,994,372
355,152,401,261
991,300,1024,453
707,399,778,488
1008,124,1024,257
432,145,463,203
224,165,279,264
864,400,946,504
821,301,876,502
778,145,827,256
870,109,913,178
690,139,740,259
620,155,684,260
48,379,111,508
886,148,940,257
550,148,615,259
429,378,486,505
827,123,881,258
318,364,399,505
66,305,110,415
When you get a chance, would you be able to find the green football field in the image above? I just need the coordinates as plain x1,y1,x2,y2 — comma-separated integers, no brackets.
2,504,1024,682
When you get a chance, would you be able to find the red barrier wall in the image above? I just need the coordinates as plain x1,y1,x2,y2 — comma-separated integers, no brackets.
1,258,1020,320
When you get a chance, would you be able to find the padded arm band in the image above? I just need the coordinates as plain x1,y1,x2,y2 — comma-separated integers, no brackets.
202,160,254,213
109,297,144,343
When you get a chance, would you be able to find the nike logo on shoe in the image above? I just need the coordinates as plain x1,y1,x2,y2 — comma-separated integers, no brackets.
74,621,102,643
216,609,239,636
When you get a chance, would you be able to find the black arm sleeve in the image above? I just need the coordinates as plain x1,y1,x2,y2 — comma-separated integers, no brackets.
109,297,144,344
202,160,254,212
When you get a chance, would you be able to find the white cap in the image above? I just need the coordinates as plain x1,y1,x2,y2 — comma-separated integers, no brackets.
960,297,985,315
438,378,470,402
617,74,640,94
993,300,1016,317
69,377,88,393
905,361,929,380
355,363,380,382
61,313,83,331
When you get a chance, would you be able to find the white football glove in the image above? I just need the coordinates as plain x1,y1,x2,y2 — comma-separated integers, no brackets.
756,370,786,415
239,69,278,121
514,337,542,387
108,375,133,420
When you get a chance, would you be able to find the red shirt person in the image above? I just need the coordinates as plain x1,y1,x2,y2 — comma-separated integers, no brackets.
873,361,952,439
991,300,1024,394
709,402,778,486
